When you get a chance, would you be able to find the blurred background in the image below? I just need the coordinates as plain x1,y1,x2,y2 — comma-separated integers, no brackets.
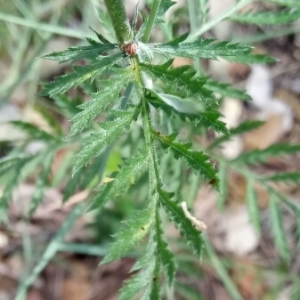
1,0,300,299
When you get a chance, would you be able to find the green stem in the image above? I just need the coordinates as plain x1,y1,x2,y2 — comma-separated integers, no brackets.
188,0,253,40
142,0,162,43
104,0,133,43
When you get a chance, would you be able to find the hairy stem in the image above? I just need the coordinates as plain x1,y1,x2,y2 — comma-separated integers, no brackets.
142,0,162,43
104,0,133,43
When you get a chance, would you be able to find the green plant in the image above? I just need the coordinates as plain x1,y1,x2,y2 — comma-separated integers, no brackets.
1,0,300,299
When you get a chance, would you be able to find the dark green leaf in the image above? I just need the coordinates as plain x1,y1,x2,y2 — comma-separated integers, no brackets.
154,132,219,188
158,188,204,256
10,121,59,142
225,54,277,64
52,95,81,118
204,80,252,100
154,208,176,286
40,52,124,97
154,0,176,24
141,62,216,104
89,26,113,44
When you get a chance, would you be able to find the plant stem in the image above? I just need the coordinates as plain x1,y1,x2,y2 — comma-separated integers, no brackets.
188,0,253,40
104,0,133,43
142,0,162,43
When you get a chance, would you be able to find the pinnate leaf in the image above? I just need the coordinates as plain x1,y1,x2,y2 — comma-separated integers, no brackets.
141,61,216,104
102,203,155,264
204,80,252,101
154,0,175,24
225,54,277,64
233,143,300,164
264,172,300,183
68,70,133,136
231,9,300,25
158,188,204,256
149,38,251,60
88,153,149,211
154,209,176,286
147,91,227,134
73,108,138,173
154,132,219,188
40,52,124,97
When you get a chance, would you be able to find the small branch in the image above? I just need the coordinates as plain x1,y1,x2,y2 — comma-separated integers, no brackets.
142,0,162,43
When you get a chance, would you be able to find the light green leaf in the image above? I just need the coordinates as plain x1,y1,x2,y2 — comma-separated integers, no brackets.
158,188,204,256
73,108,138,174
154,0,176,24
246,179,261,233
154,132,219,188
233,143,300,164
40,52,124,97
68,71,133,136
29,151,55,216
52,95,81,118
204,80,252,101
230,9,300,25
268,0,300,7
102,204,155,264
269,193,290,261
88,153,149,211
264,172,300,183
217,161,228,211
149,38,251,60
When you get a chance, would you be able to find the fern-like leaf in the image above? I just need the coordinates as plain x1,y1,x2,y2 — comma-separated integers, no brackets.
73,108,138,173
154,132,219,188
149,37,251,60
40,52,124,97
68,70,133,136
147,91,227,134
88,153,149,211
209,120,264,149
158,188,204,256
230,9,300,25
154,208,176,286
269,193,290,261
225,54,277,64
233,143,300,164
204,80,252,101
102,203,155,264
141,61,216,104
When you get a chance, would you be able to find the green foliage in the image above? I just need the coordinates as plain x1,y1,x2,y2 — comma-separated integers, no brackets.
231,9,300,25
154,132,219,188
3,0,300,299
150,36,252,60
233,143,300,164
